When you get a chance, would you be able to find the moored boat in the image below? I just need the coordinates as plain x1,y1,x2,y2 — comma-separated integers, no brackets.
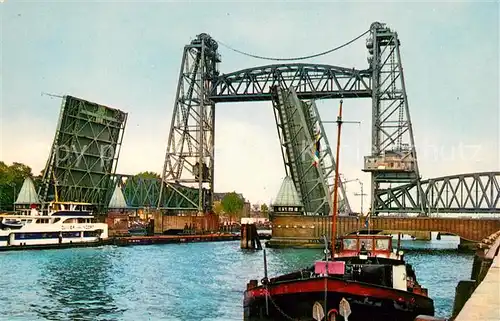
244,234,434,321
0,201,108,248
243,99,434,321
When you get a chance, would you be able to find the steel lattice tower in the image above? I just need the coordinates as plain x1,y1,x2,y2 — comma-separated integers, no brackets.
363,22,422,215
158,34,220,212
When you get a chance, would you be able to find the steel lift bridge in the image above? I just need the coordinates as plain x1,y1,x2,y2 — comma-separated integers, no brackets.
155,21,500,216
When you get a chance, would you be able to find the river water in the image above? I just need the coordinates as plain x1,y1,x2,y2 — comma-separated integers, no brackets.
0,234,473,321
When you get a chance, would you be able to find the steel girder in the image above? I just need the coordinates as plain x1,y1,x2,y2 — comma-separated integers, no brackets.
39,96,127,209
271,86,352,215
113,174,205,210
209,63,372,102
375,172,500,213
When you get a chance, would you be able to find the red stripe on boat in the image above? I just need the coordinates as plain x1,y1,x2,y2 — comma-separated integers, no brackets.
246,277,428,303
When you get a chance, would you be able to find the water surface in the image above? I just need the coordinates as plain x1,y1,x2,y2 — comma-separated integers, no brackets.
0,235,472,320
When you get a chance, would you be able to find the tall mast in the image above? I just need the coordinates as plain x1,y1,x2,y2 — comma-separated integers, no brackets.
331,100,344,253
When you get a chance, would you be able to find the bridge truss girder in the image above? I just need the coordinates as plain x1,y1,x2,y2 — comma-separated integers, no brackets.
375,172,500,213
113,174,204,211
210,63,372,103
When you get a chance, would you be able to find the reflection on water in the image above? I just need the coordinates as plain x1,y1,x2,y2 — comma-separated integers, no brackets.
0,236,473,321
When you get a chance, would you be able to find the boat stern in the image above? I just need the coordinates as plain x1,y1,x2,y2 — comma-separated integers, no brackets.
97,223,109,239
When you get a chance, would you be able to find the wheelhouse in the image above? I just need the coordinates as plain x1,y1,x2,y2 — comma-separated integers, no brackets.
334,234,398,259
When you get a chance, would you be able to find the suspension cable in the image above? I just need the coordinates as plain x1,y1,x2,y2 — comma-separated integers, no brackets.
215,29,370,61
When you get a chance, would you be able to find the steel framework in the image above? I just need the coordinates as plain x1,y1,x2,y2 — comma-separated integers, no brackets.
39,96,127,208
158,21,496,215
112,174,202,210
363,22,421,214
375,172,500,213
210,64,371,102
158,33,220,211
272,86,351,215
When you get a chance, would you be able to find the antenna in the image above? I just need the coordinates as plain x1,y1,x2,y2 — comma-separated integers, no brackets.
41,92,64,99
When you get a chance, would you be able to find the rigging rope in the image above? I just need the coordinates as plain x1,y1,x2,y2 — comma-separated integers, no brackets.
215,29,370,61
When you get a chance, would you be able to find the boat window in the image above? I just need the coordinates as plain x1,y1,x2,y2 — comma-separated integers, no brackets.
376,238,390,250
360,239,373,250
343,238,358,250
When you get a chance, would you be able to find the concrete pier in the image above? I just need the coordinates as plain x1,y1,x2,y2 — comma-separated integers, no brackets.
451,230,500,321
453,254,500,321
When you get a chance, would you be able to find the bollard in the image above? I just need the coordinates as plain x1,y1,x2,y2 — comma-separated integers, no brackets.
240,224,247,249
241,223,262,250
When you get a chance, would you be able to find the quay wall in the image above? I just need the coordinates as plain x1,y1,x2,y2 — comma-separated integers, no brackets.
451,230,500,320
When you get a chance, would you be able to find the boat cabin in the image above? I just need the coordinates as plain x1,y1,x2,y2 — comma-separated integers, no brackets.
47,201,93,215
334,234,401,259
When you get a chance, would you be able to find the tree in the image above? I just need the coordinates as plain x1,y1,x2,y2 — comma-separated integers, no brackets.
260,203,269,218
0,161,34,211
134,171,161,180
213,200,224,216
221,192,244,223
252,203,260,212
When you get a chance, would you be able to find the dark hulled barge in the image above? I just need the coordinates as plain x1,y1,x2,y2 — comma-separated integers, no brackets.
244,234,434,321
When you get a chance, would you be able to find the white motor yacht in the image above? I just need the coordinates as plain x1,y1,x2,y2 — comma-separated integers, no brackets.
0,201,108,247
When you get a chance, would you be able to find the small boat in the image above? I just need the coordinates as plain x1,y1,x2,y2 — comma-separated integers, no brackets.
0,201,108,248
1,218,25,229
1,207,41,229
243,100,434,321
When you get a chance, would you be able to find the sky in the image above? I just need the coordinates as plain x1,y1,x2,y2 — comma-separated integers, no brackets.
1,1,499,210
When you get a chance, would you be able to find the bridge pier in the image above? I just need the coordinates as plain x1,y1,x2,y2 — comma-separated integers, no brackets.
458,238,478,251
412,231,432,241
